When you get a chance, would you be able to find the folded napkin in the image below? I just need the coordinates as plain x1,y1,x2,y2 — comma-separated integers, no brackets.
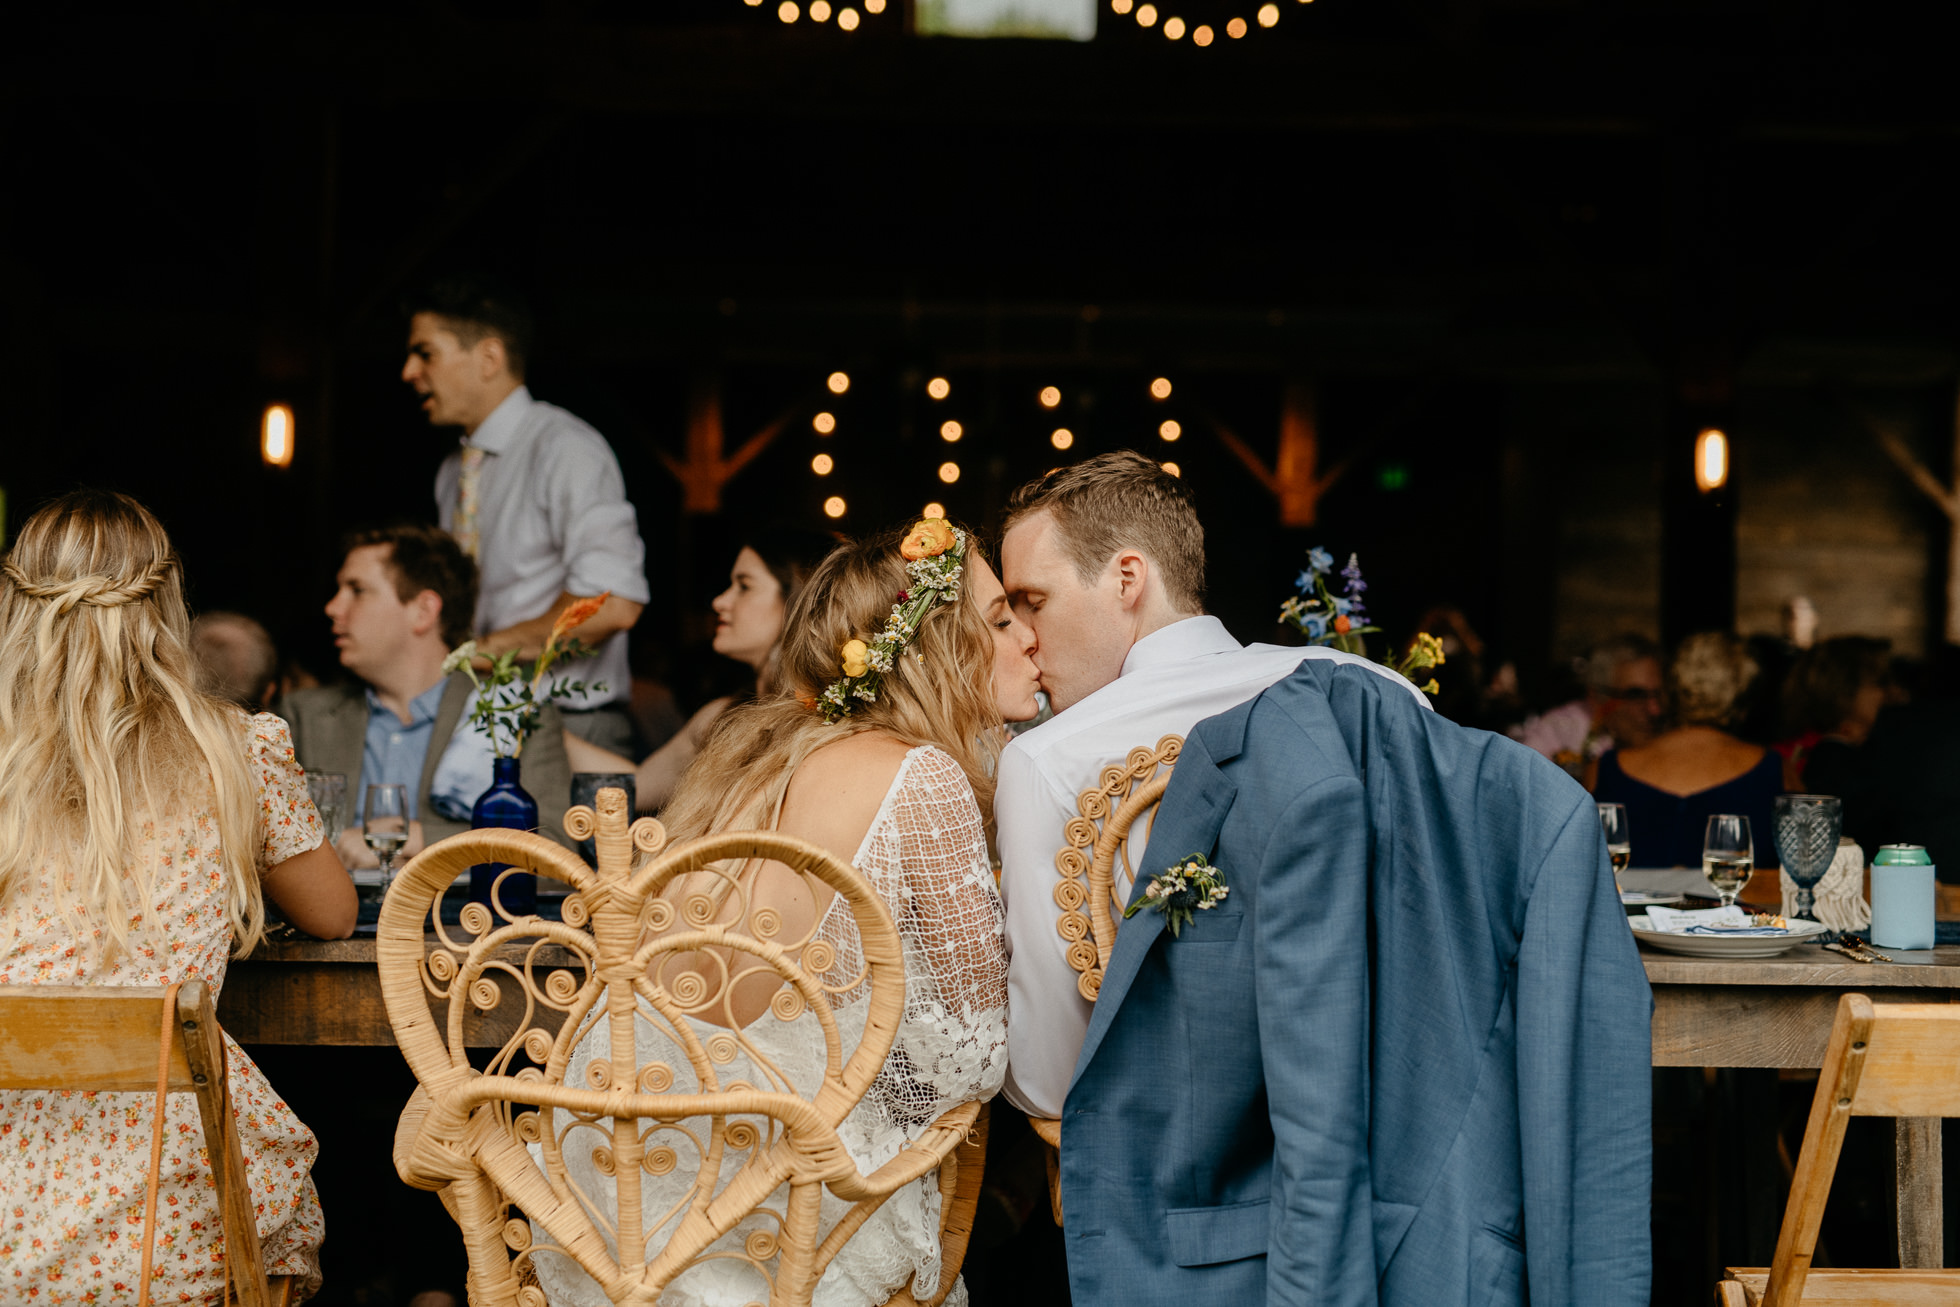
1644,905,1791,936
1781,838,1869,931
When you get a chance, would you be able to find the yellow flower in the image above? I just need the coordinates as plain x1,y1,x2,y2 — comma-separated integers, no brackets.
840,638,870,678
900,518,957,561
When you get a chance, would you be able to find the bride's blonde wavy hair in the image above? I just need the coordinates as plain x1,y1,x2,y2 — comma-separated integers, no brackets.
0,490,266,959
659,523,1004,843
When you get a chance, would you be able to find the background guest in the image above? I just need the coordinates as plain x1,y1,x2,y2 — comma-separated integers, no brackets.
566,527,837,811
281,524,574,865
1591,631,1782,868
404,273,650,753
0,490,354,1303
191,609,281,710
1512,632,1663,774
1777,636,1891,791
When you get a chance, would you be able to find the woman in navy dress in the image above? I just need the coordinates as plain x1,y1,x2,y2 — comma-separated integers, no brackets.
1591,632,1784,869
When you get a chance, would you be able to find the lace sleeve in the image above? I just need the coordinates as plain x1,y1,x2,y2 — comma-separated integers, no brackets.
855,746,1009,1119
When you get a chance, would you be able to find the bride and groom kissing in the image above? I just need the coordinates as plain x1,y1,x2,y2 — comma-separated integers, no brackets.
597,449,1652,1307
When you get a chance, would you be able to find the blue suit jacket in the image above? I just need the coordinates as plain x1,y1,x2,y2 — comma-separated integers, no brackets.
1060,661,1653,1306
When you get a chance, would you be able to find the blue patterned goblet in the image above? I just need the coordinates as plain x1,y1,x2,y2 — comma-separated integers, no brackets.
1773,794,1844,923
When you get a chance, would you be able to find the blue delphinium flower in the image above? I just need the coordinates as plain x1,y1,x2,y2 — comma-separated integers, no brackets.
1306,546,1335,576
1294,570,1316,593
1300,611,1329,640
1341,552,1368,620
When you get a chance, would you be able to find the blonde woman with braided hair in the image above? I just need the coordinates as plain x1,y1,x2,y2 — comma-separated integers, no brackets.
0,490,356,1305
533,519,1040,1307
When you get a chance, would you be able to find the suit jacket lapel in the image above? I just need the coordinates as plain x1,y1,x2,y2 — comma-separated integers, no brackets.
1069,751,1238,1089
419,673,474,816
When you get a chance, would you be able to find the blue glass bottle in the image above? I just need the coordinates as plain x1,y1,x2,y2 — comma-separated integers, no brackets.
470,756,538,915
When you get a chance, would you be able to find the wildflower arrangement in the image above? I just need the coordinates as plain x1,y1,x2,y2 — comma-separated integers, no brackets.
817,518,966,723
1123,853,1230,939
1280,548,1446,695
441,592,610,757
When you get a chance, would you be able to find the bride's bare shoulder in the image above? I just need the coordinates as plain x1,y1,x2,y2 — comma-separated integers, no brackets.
777,732,917,849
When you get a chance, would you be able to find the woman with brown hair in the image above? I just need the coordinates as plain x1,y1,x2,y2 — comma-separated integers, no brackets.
1590,631,1785,868
0,490,356,1304
533,519,1040,1307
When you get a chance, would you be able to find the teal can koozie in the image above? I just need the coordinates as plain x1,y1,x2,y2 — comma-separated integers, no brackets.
1870,844,1934,951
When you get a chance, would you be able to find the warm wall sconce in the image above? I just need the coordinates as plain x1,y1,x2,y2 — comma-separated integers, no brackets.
1695,428,1728,492
261,404,294,468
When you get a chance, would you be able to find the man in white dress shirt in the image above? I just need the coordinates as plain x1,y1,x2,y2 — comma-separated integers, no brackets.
402,275,649,752
996,450,1429,1119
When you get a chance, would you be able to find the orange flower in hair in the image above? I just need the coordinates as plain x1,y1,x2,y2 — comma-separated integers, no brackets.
550,592,611,646
899,519,957,561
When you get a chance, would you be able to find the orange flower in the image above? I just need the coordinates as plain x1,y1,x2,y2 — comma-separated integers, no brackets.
1333,615,1351,634
899,518,956,561
549,592,611,646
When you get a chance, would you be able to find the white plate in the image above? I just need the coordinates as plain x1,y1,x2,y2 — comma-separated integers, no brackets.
1620,891,1686,907
1628,914,1829,958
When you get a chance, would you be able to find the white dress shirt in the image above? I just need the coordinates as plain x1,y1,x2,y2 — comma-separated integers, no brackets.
435,387,650,708
997,615,1431,1118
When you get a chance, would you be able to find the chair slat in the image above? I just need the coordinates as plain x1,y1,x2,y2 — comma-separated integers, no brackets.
1724,1267,1960,1305
0,985,196,1091
1847,1005,1960,1119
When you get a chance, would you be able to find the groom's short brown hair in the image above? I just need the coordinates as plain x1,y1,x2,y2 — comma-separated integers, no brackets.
1003,450,1206,612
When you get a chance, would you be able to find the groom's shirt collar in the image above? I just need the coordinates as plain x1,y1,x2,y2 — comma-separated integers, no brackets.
1119,615,1242,678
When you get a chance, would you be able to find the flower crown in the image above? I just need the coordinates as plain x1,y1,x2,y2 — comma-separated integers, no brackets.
817,518,967,723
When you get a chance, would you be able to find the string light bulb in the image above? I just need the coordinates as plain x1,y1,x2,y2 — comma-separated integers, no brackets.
1226,15,1247,35
810,0,831,17
261,404,294,467
824,495,847,518
1164,15,1186,38
813,411,836,434
1051,428,1075,450
1112,0,1133,10
1695,428,1729,492
1162,461,1182,477
1257,2,1278,24
927,376,951,400
940,420,963,443
827,371,850,394
1039,385,1061,409
1149,376,1173,400
811,453,835,475
865,0,884,10
1136,3,1158,25
1193,23,1213,43
1159,419,1182,442
838,6,860,28
779,0,799,20
938,461,961,484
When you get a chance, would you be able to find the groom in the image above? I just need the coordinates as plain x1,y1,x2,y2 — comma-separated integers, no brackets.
997,452,1652,1304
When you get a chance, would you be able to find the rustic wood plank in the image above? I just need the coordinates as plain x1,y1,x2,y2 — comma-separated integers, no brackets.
0,985,198,1090
1646,986,1960,1069
1724,1266,1960,1304
1895,1118,1943,1269
1641,947,1960,989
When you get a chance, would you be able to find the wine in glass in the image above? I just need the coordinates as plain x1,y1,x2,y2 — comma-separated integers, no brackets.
363,783,410,895
1773,794,1844,923
1596,803,1631,895
1703,813,1754,908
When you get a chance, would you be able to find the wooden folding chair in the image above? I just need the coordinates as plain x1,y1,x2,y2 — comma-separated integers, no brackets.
1715,993,1960,1306
382,786,989,1307
0,979,291,1307
1027,734,1182,1223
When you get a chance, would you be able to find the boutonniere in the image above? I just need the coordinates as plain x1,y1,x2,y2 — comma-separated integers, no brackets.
1123,853,1230,938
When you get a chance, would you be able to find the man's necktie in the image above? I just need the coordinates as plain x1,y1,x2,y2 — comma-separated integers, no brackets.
455,446,486,560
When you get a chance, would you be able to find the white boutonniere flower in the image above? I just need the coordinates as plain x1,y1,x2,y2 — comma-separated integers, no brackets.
1123,852,1230,939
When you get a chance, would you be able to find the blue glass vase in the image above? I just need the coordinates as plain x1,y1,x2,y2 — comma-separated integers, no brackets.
470,756,538,915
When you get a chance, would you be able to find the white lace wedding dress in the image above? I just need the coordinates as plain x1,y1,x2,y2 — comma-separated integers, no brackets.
532,744,1009,1307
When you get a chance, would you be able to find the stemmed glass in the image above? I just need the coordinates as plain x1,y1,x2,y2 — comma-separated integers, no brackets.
1773,794,1844,923
363,784,410,895
1597,804,1631,895
1703,814,1754,909
306,772,347,846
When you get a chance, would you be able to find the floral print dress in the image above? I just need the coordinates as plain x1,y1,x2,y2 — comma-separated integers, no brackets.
0,714,328,1305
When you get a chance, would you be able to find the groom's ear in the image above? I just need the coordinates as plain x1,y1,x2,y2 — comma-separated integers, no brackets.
1111,548,1153,611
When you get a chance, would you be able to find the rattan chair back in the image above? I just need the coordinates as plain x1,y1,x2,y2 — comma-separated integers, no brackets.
1051,734,1182,1004
381,786,979,1307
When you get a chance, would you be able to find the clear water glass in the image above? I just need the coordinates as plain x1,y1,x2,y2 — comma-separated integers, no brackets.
1596,803,1631,895
306,771,347,845
363,783,410,896
1772,794,1844,923
1702,814,1754,908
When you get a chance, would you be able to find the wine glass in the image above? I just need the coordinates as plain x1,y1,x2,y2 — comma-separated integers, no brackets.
1596,803,1631,895
1703,814,1754,909
306,772,347,846
1773,794,1844,923
363,784,410,895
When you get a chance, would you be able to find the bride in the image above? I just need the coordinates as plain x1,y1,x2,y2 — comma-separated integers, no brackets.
533,518,1040,1307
